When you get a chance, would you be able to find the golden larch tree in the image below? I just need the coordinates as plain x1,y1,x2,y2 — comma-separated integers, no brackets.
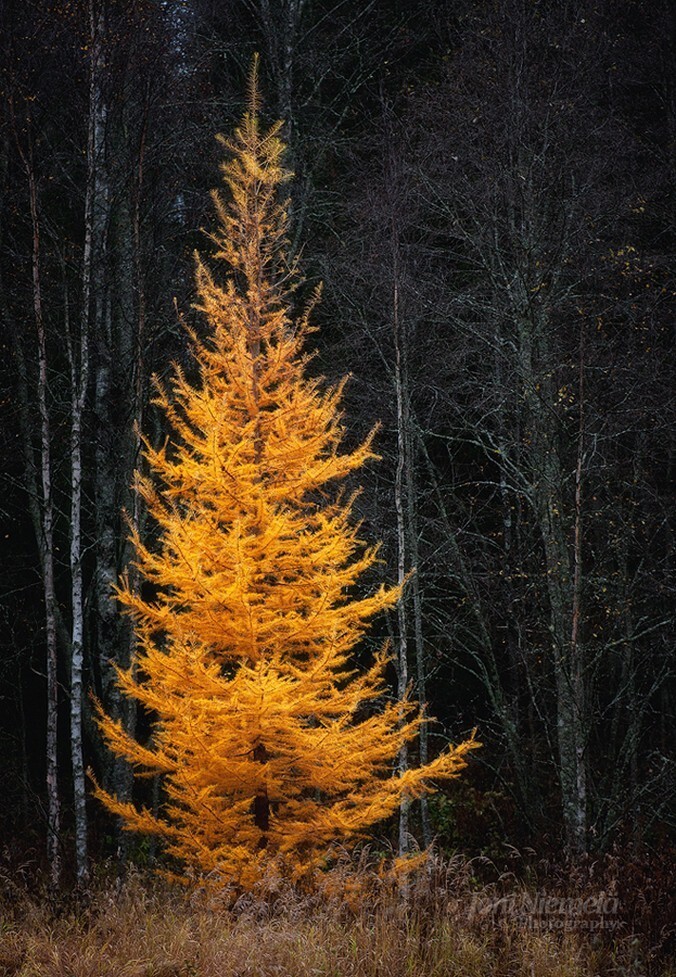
95,69,477,890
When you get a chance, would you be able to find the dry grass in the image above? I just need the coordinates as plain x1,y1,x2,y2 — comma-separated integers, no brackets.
0,859,672,977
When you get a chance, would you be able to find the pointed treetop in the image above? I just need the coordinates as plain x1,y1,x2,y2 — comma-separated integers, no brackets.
247,52,262,117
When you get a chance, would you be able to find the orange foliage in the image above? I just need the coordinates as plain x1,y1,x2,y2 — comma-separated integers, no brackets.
94,67,478,890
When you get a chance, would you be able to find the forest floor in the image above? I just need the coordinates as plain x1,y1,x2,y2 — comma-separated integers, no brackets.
0,854,674,977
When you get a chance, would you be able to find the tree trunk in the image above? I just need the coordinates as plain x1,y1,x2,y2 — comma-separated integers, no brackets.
26,141,61,891
66,0,111,885
9,107,63,889
519,306,587,855
392,238,410,858
252,741,270,848
67,272,88,885
406,448,431,848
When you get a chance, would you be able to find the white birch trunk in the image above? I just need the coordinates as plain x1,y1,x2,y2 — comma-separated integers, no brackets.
26,147,61,891
67,284,88,885
65,0,109,885
9,109,63,888
405,450,431,847
392,254,410,859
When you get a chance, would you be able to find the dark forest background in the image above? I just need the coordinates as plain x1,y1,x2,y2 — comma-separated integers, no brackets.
0,0,673,886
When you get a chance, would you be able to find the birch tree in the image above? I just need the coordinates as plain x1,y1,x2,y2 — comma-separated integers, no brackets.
11,107,62,889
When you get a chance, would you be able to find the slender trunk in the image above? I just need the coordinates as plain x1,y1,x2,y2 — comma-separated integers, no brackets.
569,329,587,850
88,0,114,726
399,327,430,845
111,96,150,839
66,270,88,885
604,442,641,847
524,324,587,856
95,295,118,757
252,741,270,848
247,131,269,846
26,150,61,891
85,2,121,855
406,455,431,847
66,0,110,885
120,95,148,776
392,240,410,858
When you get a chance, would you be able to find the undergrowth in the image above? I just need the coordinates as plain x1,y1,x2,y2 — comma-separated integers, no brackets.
0,851,673,977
